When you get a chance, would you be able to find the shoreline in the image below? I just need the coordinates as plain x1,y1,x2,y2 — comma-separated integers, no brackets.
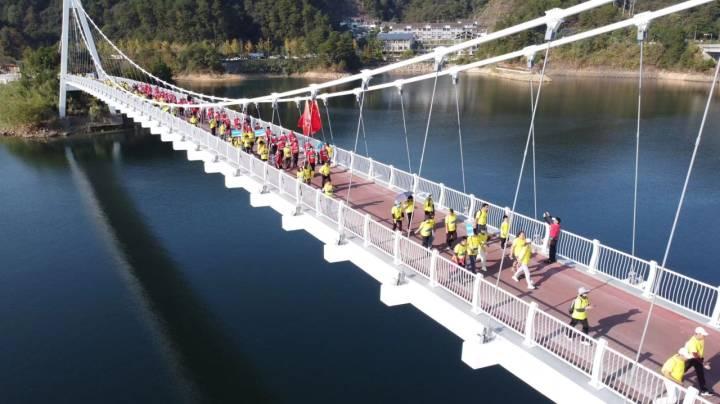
1,115,127,141
176,65,715,85
545,67,716,83
175,71,350,83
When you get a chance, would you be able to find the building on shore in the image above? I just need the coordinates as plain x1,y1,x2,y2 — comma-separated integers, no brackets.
376,32,417,55
348,19,487,55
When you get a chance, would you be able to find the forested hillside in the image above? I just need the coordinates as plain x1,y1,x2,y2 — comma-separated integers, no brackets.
0,0,360,72
1,0,719,73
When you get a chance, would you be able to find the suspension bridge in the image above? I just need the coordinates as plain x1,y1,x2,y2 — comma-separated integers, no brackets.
58,0,720,402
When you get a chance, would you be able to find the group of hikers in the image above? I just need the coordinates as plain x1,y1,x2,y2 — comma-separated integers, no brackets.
393,194,561,290
185,101,338,197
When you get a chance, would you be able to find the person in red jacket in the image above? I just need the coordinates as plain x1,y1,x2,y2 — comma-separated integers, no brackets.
274,148,283,169
543,211,562,264
307,146,317,171
319,145,329,164
290,141,300,168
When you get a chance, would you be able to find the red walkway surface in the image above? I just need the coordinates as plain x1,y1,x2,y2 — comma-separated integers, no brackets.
291,161,720,395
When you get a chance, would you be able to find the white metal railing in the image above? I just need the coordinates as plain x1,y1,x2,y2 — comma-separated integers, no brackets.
69,75,712,404
372,161,393,187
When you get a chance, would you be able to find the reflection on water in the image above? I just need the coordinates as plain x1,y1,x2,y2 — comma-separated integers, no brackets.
66,138,272,403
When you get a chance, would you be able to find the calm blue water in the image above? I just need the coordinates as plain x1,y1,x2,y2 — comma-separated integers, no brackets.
0,74,718,403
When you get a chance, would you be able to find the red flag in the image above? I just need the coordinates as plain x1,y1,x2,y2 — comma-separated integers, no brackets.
297,100,322,136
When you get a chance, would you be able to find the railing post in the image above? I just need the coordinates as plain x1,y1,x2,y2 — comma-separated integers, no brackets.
295,179,302,215
412,174,419,194
349,151,355,172
709,286,720,328
389,165,395,189
429,249,439,287
315,189,322,216
337,202,345,244
523,302,538,347
588,239,601,274
438,183,446,208
471,274,482,314
368,157,374,180
589,338,607,389
262,163,269,192
542,222,551,255
683,387,700,404
393,230,402,265
643,260,658,298
363,214,371,247
468,194,476,218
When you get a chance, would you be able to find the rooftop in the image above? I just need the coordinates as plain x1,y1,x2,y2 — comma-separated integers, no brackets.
377,32,416,41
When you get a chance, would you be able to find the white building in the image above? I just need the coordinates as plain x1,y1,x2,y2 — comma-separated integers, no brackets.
385,21,486,53
376,32,416,54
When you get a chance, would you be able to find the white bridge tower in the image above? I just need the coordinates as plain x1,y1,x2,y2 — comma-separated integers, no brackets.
59,0,103,117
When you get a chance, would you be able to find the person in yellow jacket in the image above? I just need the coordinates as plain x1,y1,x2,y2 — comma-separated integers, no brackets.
467,229,488,273
189,114,198,126
423,194,435,219
242,132,253,153
404,196,415,232
323,180,333,197
445,208,458,248
302,163,313,184
475,203,489,234
661,348,694,403
567,287,592,340
319,162,331,185
512,232,535,290
419,216,434,249
247,131,255,150
325,143,334,163
218,123,227,140
258,140,269,161
499,214,510,250
391,202,404,231
452,237,467,267
210,118,218,137
663,348,693,384
283,144,292,169
683,327,711,396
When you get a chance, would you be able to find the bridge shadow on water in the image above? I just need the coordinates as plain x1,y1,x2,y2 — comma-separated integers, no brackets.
66,134,274,404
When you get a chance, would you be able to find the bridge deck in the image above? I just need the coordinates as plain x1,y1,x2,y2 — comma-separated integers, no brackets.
181,98,720,395
291,161,720,395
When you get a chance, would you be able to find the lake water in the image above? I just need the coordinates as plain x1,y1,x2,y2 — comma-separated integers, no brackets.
1,73,719,403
